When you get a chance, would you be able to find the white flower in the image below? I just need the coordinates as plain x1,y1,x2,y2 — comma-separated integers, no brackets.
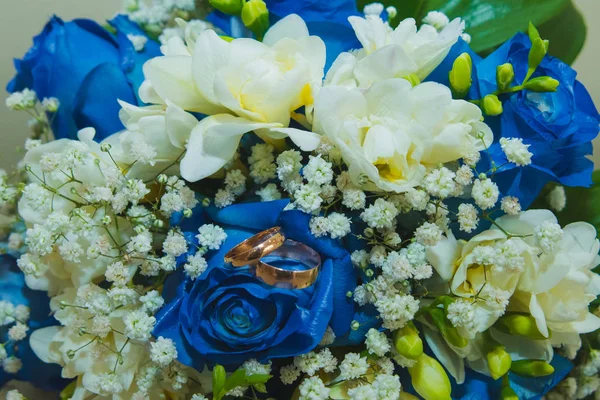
405,188,430,211
5,89,37,110
14,305,30,322
256,183,282,202
472,178,499,210
215,189,235,208
0,301,15,326
365,328,391,356
294,348,338,376
313,80,492,193
2,356,22,373
501,196,521,216
142,15,324,182
455,165,474,186
342,188,367,210
349,385,376,400
447,299,477,335
277,150,303,181
457,203,479,233
325,13,463,87
327,212,352,239
280,364,301,385
140,290,165,314
310,216,329,238
184,253,208,279
8,323,28,341
423,167,456,198
105,261,132,287
361,198,398,229
375,294,419,330
363,2,384,16
320,326,336,346
6,389,25,400
423,11,450,30
534,220,563,253
500,137,533,166
98,372,124,394
150,337,178,366
294,185,323,214
339,353,369,380
372,374,402,399
124,310,156,341
197,224,227,250
382,251,412,282
547,185,567,212
415,222,443,246
225,169,247,196
127,34,148,51
163,230,189,257
304,155,333,186
298,376,330,400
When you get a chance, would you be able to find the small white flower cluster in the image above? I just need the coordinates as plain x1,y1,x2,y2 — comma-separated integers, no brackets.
126,0,198,26
0,300,30,374
182,224,227,279
0,169,18,206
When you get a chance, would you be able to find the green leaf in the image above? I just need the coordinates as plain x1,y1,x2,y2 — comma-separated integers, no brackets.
538,1,587,65
212,365,227,400
223,368,247,392
421,0,569,53
245,373,273,385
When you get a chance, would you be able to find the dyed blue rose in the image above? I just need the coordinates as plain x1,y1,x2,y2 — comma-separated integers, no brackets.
475,33,599,207
432,34,599,208
208,0,360,69
155,200,356,369
0,255,67,391
7,15,160,141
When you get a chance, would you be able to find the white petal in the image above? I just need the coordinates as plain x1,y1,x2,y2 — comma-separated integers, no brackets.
267,127,321,151
165,101,199,148
30,326,61,364
181,115,281,182
529,294,550,338
424,327,465,383
138,80,164,105
263,14,309,46
192,30,232,106
427,231,461,281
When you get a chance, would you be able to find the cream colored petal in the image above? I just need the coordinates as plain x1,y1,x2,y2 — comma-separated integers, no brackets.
529,294,550,338
267,127,321,151
30,326,61,364
192,30,232,105
263,14,309,46
426,232,461,281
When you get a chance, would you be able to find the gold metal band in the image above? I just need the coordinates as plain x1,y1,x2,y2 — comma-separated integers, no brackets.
252,240,321,289
223,226,285,267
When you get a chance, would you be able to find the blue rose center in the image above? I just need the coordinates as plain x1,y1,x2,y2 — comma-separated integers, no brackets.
211,292,277,339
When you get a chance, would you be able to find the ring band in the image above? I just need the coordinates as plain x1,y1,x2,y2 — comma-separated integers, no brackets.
252,240,321,289
224,227,285,267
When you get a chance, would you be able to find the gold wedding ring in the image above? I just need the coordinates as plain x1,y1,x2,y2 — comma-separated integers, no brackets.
224,228,321,289
224,226,285,267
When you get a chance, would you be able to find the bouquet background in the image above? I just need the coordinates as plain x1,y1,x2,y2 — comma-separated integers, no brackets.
0,0,599,399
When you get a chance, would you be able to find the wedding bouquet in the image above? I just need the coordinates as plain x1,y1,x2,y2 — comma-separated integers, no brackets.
1,0,599,399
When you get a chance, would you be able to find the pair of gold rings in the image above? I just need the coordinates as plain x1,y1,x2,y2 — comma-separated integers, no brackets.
224,227,321,289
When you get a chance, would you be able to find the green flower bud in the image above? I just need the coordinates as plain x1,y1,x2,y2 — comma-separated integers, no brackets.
523,76,560,92
403,74,421,87
495,314,548,340
394,323,424,360
449,53,472,98
409,353,452,400
487,346,512,380
430,308,468,348
209,0,244,15
496,63,515,91
501,386,519,400
482,94,503,116
212,364,227,395
241,0,270,40
510,359,554,377
527,23,549,72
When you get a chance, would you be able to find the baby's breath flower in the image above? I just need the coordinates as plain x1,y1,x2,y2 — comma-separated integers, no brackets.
500,196,521,215
500,137,533,166
472,178,499,210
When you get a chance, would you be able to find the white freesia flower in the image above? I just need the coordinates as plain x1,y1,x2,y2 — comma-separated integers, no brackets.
495,210,600,340
325,14,464,88
313,79,492,192
427,230,533,336
141,14,325,182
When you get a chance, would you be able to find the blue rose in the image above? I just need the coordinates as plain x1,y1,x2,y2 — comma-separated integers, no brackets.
432,34,599,208
208,0,360,69
155,200,356,368
0,255,67,391
7,15,160,141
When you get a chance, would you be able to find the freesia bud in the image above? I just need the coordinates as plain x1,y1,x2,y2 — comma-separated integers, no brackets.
496,314,548,340
510,359,554,377
527,23,549,72
501,386,519,400
496,63,515,91
100,143,112,152
487,346,512,380
449,53,472,98
523,76,560,92
241,0,270,40
209,0,244,15
430,308,468,348
482,94,503,116
212,364,227,395
409,353,452,400
394,323,423,360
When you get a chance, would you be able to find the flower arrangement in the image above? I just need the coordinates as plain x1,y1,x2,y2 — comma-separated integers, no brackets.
1,0,599,399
